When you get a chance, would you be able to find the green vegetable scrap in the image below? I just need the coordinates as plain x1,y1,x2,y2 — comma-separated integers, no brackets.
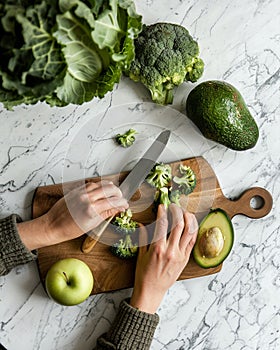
111,209,138,259
172,164,196,195
116,129,137,148
154,187,171,209
147,162,196,210
0,0,142,109
146,163,172,189
169,189,181,206
110,234,138,259
113,209,138,234
128,22,204,105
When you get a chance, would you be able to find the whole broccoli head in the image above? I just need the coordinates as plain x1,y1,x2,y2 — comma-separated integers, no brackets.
146,163,172,189
173,164,196,195
116,129,137,148
128,22,204,105
110,234,138,259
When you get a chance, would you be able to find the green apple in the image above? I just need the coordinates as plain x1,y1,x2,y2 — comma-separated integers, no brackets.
45,258,94,306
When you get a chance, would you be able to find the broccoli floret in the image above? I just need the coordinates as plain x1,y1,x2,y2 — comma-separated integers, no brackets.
111,209,139,259
169,189,181,206
146,163,172,189
155,187,182,209
128,22,204,105
154,187,171,209
173,164,196,195
110,234,138,259
116,129,137,147
112,209,138,234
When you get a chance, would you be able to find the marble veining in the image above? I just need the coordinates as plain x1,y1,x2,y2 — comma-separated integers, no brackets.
1,0,280,349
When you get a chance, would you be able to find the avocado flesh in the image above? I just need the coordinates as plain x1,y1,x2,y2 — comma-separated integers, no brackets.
186,80,259,151
193,208,234,268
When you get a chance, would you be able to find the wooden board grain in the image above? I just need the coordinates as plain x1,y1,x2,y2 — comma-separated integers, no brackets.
32,156,273,294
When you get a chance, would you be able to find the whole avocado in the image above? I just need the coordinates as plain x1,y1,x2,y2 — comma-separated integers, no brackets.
186,80,259,150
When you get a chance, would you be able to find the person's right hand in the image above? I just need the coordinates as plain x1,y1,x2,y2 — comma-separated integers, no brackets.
130,204,198,314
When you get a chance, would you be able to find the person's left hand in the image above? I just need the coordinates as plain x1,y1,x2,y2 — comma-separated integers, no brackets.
18,181,128,250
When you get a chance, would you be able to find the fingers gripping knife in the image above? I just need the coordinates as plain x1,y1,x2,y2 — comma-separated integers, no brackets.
81,130,171,253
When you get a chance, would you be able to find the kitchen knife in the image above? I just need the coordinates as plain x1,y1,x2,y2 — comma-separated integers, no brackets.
81,129,171,253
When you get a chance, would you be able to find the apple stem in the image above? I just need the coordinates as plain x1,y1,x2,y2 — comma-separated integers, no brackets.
63,271,70,285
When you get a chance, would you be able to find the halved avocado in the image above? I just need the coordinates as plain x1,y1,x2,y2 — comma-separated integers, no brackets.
193,208,234,268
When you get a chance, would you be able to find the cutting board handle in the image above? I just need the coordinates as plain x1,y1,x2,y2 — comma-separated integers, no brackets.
218,187,273,219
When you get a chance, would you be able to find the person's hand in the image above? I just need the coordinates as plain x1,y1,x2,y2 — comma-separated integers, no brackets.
130,203,198,314
18,181,129,250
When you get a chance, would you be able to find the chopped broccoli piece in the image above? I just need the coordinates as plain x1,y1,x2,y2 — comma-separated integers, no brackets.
110,234,138,259
113,209,138,234
128,22,204,105
111,209,139,259
116,129,137,148
173,164,196,195
146,163,172,189
154,187,171,209
169,189,181,206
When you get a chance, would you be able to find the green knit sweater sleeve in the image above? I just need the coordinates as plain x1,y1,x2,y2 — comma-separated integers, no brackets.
0,215,37,275
96,299,159,349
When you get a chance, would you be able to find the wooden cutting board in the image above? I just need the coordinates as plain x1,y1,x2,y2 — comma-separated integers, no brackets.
32,156,273,294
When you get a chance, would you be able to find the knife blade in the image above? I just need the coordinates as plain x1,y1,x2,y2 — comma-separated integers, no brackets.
81,129,171,253
119,129,171,200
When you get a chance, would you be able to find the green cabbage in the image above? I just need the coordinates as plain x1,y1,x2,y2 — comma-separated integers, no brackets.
0,0,142,109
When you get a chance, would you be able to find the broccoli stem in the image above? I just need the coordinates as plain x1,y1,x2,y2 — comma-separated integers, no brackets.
150,86,174,105
164,89,174,104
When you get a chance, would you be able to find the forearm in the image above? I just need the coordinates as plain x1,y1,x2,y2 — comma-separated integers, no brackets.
130,287,165,314
95,299,159,350
0,215,37,276
17,214,55,251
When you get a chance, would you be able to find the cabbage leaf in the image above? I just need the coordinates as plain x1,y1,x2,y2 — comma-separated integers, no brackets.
0,0,142,109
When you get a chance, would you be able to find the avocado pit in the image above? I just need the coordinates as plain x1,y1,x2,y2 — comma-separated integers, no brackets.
199,226,224,258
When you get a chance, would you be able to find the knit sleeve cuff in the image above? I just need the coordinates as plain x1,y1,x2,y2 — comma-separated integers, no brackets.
0,214,37,275
97,299,159,349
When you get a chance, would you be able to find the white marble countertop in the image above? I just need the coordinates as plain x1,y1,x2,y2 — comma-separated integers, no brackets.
0,0,279,349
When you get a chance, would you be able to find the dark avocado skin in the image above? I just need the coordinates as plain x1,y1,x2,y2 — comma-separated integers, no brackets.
186,80,259,150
